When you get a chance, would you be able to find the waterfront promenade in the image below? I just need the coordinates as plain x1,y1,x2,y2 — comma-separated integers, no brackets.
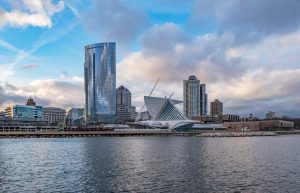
0,130,300,138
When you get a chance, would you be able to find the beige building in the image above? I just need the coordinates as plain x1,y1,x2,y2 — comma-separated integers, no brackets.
44,107,66,125
223,120,294,131
210,99,223,116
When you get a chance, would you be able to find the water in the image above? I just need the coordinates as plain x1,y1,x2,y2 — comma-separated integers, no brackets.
0,136,300,192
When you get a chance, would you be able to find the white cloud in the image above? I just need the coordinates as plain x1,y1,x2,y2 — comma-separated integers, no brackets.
21,64,39,69
117,23,300,117
0,76,84,110
0,0,64,28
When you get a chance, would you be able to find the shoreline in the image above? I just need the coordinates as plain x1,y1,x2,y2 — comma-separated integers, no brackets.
0,130,300,138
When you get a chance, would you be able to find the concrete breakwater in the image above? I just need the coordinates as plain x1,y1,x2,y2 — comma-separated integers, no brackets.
196,131,278,137
1,130,300,138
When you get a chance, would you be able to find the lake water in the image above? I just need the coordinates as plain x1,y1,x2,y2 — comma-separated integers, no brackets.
0,136,300,192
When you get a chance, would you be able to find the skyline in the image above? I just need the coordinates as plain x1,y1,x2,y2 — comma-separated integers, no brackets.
1,0,300,118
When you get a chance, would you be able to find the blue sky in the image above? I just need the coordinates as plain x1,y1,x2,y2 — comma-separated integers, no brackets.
1,0,300,118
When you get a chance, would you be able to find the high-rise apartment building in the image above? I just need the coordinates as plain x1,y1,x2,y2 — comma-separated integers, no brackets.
210,99,223,116
84,42,116,123
116,86,136,123
183,75,207,118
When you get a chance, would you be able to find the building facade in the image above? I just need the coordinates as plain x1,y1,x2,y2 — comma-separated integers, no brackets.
84,42,116,123
5,105,43,119
266,111,276,119
210,99,223,116
66,107,85,126
116,86,136,123
26,97,36,106
43,107,66,125
0,111,5,118
223,120,294,131
222,114,240,122
183,75,207,118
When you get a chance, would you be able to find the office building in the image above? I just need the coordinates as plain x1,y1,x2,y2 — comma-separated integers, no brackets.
116,86,136,123
266,111,276,119
5,105,43,119
84,42,116,123
210,99,223,116
4,97,43,119
66,107,85,126
43,107,66,125
183,75,207,118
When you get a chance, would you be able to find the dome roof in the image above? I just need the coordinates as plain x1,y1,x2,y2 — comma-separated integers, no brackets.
188,75,198,81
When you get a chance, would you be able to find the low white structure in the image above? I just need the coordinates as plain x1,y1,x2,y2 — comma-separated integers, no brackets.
128,96,224,132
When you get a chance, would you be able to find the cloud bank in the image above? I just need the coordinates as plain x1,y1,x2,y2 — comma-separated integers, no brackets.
0,0,64,28
0,76,84,110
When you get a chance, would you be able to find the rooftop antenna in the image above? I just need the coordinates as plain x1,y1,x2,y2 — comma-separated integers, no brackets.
135,78,160,122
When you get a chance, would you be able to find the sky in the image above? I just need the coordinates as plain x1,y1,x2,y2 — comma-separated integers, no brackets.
0,0,300,118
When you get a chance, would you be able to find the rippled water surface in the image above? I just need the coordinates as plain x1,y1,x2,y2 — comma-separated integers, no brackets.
1,136,300,192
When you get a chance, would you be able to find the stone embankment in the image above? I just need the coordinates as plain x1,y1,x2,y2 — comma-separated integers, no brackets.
0,130,299,138
196,132,278,137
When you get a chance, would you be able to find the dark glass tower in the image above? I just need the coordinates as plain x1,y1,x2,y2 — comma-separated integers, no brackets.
84,42,116,123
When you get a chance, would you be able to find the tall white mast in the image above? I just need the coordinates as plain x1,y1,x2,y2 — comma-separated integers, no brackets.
135,78,160,122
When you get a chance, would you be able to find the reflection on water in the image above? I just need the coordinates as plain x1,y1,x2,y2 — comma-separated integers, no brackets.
1,136,300,192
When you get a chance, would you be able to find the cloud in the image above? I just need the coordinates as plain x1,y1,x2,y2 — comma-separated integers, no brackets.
0,0,64,28
0,11,79,82
0,65,14,82
208,30,300,117
117,23,300,117
211,69,300,117
0,76,84,111
118,23,245,85
21,64,39,69
82,0,148,45
190,0,300,41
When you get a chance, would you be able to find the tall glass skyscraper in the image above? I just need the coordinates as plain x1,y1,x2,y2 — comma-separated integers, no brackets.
183,75,207,118
84,42,116,123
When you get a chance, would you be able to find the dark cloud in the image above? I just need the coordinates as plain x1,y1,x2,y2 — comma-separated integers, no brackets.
142,23,190,55
134,23,246,83
21,64,39,69
190,0,300,41
0,92,26,106
82,0,148,45
0,85,39,107
225,96,300,118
